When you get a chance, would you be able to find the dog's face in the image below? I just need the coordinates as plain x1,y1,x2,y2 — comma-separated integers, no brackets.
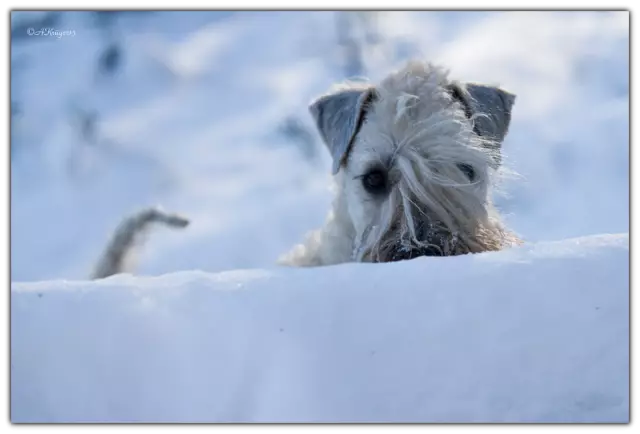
311,61,516,262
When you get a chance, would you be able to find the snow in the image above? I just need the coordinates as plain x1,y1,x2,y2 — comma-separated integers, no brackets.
11,11,629,423
11,234,629,422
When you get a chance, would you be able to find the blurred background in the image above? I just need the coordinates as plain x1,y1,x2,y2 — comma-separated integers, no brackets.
10,11,629,282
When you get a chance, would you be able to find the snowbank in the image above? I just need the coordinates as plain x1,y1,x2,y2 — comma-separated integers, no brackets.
11,233,629,423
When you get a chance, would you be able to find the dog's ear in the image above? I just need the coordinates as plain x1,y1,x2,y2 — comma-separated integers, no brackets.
449,83,516,166
309,86,376,174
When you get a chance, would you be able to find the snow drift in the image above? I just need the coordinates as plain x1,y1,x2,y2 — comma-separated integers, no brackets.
11,233,629,423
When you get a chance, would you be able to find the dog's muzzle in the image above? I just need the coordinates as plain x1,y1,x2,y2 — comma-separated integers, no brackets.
389,244,444,261
388,221,451,261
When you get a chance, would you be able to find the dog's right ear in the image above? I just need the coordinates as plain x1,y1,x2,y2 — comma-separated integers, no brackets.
309,86,376,175
448,82,516,167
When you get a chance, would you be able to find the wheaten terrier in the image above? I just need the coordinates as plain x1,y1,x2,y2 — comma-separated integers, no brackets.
279,60,519,266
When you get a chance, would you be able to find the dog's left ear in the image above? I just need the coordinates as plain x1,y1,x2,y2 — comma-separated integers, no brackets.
309,86,376,174
449,83,516,166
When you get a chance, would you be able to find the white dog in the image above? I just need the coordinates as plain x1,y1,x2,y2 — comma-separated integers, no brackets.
279,60,519,265
93,60,519,278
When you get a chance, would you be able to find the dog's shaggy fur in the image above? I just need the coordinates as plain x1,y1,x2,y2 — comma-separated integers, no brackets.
279,61,520,266
93,60,519,278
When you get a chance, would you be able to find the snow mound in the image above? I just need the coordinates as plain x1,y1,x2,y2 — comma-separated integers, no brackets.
11,234,629,423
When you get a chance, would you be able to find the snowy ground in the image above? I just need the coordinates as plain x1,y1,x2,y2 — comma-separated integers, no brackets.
11,234,629,423
10,11,629,423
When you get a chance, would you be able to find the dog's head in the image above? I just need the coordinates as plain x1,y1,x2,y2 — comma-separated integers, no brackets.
310,61,516,262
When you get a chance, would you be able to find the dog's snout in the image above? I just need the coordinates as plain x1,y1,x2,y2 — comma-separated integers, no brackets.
385,219,446,262
389,245,443,262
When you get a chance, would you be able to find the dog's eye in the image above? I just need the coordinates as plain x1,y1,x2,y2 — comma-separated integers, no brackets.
362,169,387,194
457,163,476,181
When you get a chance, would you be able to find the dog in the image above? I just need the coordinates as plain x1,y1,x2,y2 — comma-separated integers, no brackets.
279,60,519,266
93,60,519,278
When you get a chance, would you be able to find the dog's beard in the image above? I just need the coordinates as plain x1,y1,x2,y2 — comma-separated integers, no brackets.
389,220,460,260
354,218,462,263
354,218,513,262
351,185,511,263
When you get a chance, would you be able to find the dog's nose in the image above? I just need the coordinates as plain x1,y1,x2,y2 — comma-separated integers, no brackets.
389,245,443,261
415,222,426,239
